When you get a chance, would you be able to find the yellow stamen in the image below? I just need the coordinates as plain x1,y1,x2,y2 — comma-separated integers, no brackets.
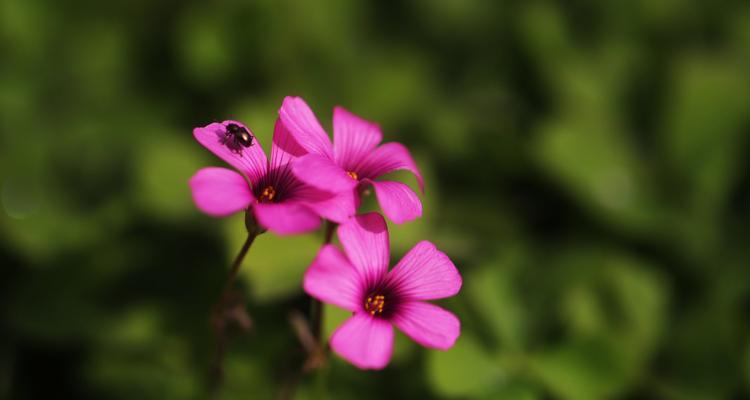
364,295,386,316
346,171,359,180
258,185,276,203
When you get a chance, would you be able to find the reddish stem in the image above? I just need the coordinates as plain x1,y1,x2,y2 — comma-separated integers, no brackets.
210,230,257,396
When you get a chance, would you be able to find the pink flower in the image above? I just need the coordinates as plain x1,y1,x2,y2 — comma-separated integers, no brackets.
279,96,424,224
303,212,461,369
189,118,355,235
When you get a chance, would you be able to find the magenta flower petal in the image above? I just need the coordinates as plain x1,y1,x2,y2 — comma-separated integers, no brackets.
252,202,321,235
338,213,390,282
270,117,307,171
358,142,424,192
193,121,268,183
295,185,356,223
293,154,358,193
388,241,462,301
366,179,422,224
392,302,460,350
189,167,254,217
330,313,394,370
303,244,362,312
332,106,383,169
302,213,462,369
278,96,333,158
279,98,425,225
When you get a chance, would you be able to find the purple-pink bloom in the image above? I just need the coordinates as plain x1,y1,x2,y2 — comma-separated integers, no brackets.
279,96,424,224
303,212,461,369
189,118,355,235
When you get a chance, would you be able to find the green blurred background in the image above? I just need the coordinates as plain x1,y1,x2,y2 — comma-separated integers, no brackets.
2,0,750,398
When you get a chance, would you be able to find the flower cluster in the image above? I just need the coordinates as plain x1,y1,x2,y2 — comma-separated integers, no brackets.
189,96,461,369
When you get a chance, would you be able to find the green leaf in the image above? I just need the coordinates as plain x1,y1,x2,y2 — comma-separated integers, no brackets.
529,337,633,400
661,55,750,254
467,249,527,350
534,116,666,235
428,333,503,397
530,248,668,400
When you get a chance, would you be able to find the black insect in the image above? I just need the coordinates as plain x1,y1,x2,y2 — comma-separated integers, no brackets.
220,123,254,154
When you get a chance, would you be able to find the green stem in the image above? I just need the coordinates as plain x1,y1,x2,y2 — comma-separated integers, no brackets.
313,361,330,400
310,221,337,400
311,221,337,341
280,221,337,400
210,229,258,395
222,232,256,298
324,220,336,244
310,298,323,343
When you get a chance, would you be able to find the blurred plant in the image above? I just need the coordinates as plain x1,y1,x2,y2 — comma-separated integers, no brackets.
186,97,458,397
188,112,355,392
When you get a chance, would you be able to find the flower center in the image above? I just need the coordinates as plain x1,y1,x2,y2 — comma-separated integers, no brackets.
364,294,386,316
346,171,359,180
258,185,276,203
